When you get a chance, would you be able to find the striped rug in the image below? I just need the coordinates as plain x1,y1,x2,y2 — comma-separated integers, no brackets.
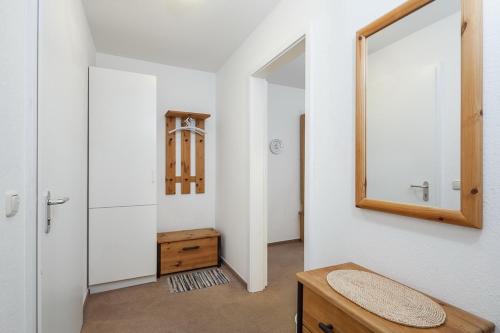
167,268,231,293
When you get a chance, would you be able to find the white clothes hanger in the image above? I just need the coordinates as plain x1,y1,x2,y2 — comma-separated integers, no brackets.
168,117,206,136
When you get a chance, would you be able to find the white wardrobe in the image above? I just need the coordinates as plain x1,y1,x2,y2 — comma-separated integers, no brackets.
88,66,157,293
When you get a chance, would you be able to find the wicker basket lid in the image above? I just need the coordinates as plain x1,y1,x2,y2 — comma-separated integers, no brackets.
327,269,446,328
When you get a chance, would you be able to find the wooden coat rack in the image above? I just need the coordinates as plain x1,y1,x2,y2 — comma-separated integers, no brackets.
165,110,211,195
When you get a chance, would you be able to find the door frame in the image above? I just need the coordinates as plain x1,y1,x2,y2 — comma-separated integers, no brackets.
248,35,309,292
26,0,39,331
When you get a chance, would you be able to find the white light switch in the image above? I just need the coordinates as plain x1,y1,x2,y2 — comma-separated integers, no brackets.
5,191,20,218
452,180,461,191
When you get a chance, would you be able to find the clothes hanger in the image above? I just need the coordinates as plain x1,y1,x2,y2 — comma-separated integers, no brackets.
168,117,206,136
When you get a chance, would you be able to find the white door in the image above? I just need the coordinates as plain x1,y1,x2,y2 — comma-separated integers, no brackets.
88,67,157,209
37,0,91,331
366,66,440,206
88,67,157,289
89,206,157,286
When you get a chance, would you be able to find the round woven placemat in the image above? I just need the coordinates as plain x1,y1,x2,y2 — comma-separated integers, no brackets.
326,270,446,328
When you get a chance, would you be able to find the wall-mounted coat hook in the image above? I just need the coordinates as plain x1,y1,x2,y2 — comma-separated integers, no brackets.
165,110,211,195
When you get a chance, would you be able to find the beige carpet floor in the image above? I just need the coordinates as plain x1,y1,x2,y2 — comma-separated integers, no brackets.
82,241,304,333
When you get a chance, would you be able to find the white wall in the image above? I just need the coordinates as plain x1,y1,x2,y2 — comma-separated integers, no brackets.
1,0,94,331
0,1,35,331
267,84,304,243
309,0,500,325
96,53,216,232
216,0,309,282
216,0,500,325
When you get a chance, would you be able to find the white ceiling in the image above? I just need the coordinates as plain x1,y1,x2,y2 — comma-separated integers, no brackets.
267,53,305,89
368,0,460,54
83,0,282,72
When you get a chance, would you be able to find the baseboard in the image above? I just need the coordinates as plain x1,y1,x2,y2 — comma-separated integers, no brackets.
82,288,89,323
220,257,247,289
83,288,89,307
89,275,156,294
268,239,301,246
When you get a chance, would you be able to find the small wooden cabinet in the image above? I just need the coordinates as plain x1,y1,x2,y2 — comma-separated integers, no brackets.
157,228,221,276
297,263,494,333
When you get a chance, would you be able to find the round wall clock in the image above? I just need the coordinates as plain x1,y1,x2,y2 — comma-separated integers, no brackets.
269,138,284,155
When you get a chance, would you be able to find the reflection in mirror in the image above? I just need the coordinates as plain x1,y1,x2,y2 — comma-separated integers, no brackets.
365,0,461,210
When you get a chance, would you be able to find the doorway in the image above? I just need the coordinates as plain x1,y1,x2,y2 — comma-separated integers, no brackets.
266,54,305,246
248,37,307,292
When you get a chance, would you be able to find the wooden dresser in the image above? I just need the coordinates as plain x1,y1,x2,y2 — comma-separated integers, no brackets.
157,228,221,276
296,263,494,333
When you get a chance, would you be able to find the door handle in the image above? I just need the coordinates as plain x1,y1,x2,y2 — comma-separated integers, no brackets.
410,181,429,202
48,197,70,206
182,245,200,251
319,322,334,333
45,191,70,234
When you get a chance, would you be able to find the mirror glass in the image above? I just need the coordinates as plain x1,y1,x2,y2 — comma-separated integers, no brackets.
365,0,461,210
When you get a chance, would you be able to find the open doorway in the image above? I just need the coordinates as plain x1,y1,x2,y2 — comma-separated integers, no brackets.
266,53,306,245
248,37,306,292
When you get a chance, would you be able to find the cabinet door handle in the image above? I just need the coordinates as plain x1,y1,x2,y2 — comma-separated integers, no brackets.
182,245,200,251
319,323,334,333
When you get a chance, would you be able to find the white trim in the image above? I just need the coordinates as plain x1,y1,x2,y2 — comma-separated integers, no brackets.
83,289,89,306
89,275,157,294
220,256,247,285
248,34,308,293
254,38,306,79
248,77,269,292
26,0,39,331
303,36,311,271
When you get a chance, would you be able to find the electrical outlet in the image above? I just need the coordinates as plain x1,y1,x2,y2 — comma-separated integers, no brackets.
5,191,20,218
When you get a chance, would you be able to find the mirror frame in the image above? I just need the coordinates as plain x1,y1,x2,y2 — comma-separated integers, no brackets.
355,0,483,228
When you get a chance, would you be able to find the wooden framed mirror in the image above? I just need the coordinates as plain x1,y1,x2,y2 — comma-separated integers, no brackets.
355,0,483,228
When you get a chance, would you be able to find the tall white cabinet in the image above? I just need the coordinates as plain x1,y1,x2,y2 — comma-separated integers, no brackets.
89,67,157,293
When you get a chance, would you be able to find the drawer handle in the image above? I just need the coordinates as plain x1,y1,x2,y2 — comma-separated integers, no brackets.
319,323,334,333
182,245,200,251
175,261,182,267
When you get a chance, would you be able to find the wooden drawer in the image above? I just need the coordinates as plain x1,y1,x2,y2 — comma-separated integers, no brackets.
159,237,218,275
303,287,372,333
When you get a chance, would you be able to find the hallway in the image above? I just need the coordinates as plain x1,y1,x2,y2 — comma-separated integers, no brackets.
82,242,304,333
